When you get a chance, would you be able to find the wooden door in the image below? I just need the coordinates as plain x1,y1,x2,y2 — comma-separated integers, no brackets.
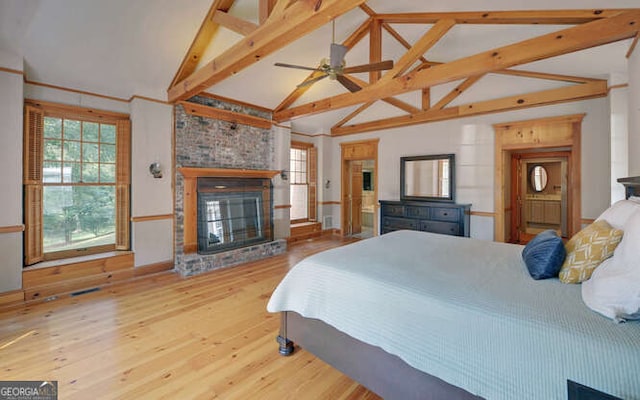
350,162,363,234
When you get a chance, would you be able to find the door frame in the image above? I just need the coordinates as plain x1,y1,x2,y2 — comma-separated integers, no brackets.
340,139,379,236
494,114,584,242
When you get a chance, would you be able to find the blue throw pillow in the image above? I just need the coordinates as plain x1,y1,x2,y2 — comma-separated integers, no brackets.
522,230,566,280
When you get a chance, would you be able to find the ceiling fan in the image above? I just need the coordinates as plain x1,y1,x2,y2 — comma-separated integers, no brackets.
274,21,394,92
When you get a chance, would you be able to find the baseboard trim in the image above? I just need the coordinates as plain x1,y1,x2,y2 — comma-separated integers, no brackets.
134,260,174,276
1,258,176,310
0,290,24,308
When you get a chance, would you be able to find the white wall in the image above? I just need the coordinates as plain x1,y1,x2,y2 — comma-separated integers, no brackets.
326,97,611,241
0,63,24,292
273,124,291,239
629,44,640,177
130,98,174,267
609,74,629,203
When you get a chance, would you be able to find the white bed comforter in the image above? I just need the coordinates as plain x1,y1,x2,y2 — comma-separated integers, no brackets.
267,230,640,400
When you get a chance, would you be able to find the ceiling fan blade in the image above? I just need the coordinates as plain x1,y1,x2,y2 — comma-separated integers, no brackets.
336,75,362,93
274,62,321,72
297,73,329,88
330,43,348,69
342,60,394,74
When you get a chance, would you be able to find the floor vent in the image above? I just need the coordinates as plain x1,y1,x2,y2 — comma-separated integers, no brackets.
70,287,100,297
323,216,333,230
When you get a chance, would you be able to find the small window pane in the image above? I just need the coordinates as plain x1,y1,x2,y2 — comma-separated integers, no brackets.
100,144,116,163
44,117,62,139
82,143,99,163
63,141,81,161
43,162,62,183
43,185,116,253
101,124,116,144
83,122,99,142
63,163,81,183
64,120,81,140
82,163,99,183
44,139,62,161
100,164,115,183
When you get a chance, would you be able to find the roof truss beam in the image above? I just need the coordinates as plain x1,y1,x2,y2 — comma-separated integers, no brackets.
168,0,366,103
331,80,608,136
373,9,636,24
274,10,640,122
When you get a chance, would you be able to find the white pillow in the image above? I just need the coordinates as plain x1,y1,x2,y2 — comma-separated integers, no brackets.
596,199,640,230
582,210,640,322
630,196,640,204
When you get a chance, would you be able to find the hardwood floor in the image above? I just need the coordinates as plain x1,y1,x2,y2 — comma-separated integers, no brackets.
0,236,381,399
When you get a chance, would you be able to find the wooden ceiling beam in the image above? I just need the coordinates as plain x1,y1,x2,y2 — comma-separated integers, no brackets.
211,11,259,36
168,0,366,103
379,19,455,82
274,10,640,122
382,23,430,65
373,9,635,24
331,80,607,136
431,74,484,110
274,17,372,112
342,75,420,114
169,0,237,89
369,18,383,83
178,101,272,129
258,0,278,24
332,101,374,128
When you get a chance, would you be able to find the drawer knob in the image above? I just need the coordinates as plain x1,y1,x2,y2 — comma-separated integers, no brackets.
443,212,448,216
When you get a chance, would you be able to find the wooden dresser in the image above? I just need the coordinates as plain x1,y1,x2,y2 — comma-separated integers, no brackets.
380,200,471,237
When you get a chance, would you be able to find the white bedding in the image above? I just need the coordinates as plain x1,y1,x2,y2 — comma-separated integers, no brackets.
267,230,640,400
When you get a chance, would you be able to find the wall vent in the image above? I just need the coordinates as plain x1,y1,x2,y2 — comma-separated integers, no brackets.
323,216,332,230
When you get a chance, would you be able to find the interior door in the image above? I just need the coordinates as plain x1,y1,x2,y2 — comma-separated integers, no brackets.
350,161,363,235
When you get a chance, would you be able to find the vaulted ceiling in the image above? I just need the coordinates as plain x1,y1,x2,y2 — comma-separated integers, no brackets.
1,0,639,135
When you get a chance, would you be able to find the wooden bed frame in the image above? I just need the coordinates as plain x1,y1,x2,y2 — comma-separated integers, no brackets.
275,177,640,400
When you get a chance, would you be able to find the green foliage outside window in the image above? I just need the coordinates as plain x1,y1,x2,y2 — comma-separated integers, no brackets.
42,116,117,253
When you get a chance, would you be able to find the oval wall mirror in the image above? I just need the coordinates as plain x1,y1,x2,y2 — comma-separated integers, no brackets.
531,165,548,192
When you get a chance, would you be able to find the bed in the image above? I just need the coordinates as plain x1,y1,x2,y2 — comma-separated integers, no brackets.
267,178,640,400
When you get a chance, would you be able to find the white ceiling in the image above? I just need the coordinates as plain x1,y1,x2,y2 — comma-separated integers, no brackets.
0,0,637,134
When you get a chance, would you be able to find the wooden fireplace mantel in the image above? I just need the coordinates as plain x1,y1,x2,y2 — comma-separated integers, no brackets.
178,167,281,179
178,167,280,254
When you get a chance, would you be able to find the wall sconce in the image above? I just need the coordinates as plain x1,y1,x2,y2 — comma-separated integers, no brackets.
280,170,288,181
149,162,162,179
325,180,331,189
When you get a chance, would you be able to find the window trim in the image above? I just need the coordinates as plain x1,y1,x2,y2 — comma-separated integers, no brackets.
290,141,316,224
23,99,131,265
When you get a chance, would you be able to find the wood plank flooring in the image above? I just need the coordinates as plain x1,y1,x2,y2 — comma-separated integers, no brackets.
0,236,381,400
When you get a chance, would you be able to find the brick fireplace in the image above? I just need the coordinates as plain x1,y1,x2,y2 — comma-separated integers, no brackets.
174,97,286,276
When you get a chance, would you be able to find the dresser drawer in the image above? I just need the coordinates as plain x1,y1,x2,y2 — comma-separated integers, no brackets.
382,217,418,230
420,220,460,236
406,206,430,218
382,205,404,217
430,207,459,222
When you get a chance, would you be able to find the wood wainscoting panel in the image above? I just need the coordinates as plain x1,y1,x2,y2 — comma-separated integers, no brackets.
22,252,135,302
0,290,24,308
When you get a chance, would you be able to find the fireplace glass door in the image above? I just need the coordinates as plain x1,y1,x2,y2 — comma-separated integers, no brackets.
196,177,272,254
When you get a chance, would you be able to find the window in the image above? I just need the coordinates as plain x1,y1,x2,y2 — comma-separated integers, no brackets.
289,142,316,223
24,100,131,265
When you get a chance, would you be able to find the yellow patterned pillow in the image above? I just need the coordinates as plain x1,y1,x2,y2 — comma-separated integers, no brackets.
559,220,623,283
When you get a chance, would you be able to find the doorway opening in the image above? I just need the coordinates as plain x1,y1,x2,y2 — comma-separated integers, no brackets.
510,152,570,244
344,160,375,238
340,139,379,238
494,114,583,242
